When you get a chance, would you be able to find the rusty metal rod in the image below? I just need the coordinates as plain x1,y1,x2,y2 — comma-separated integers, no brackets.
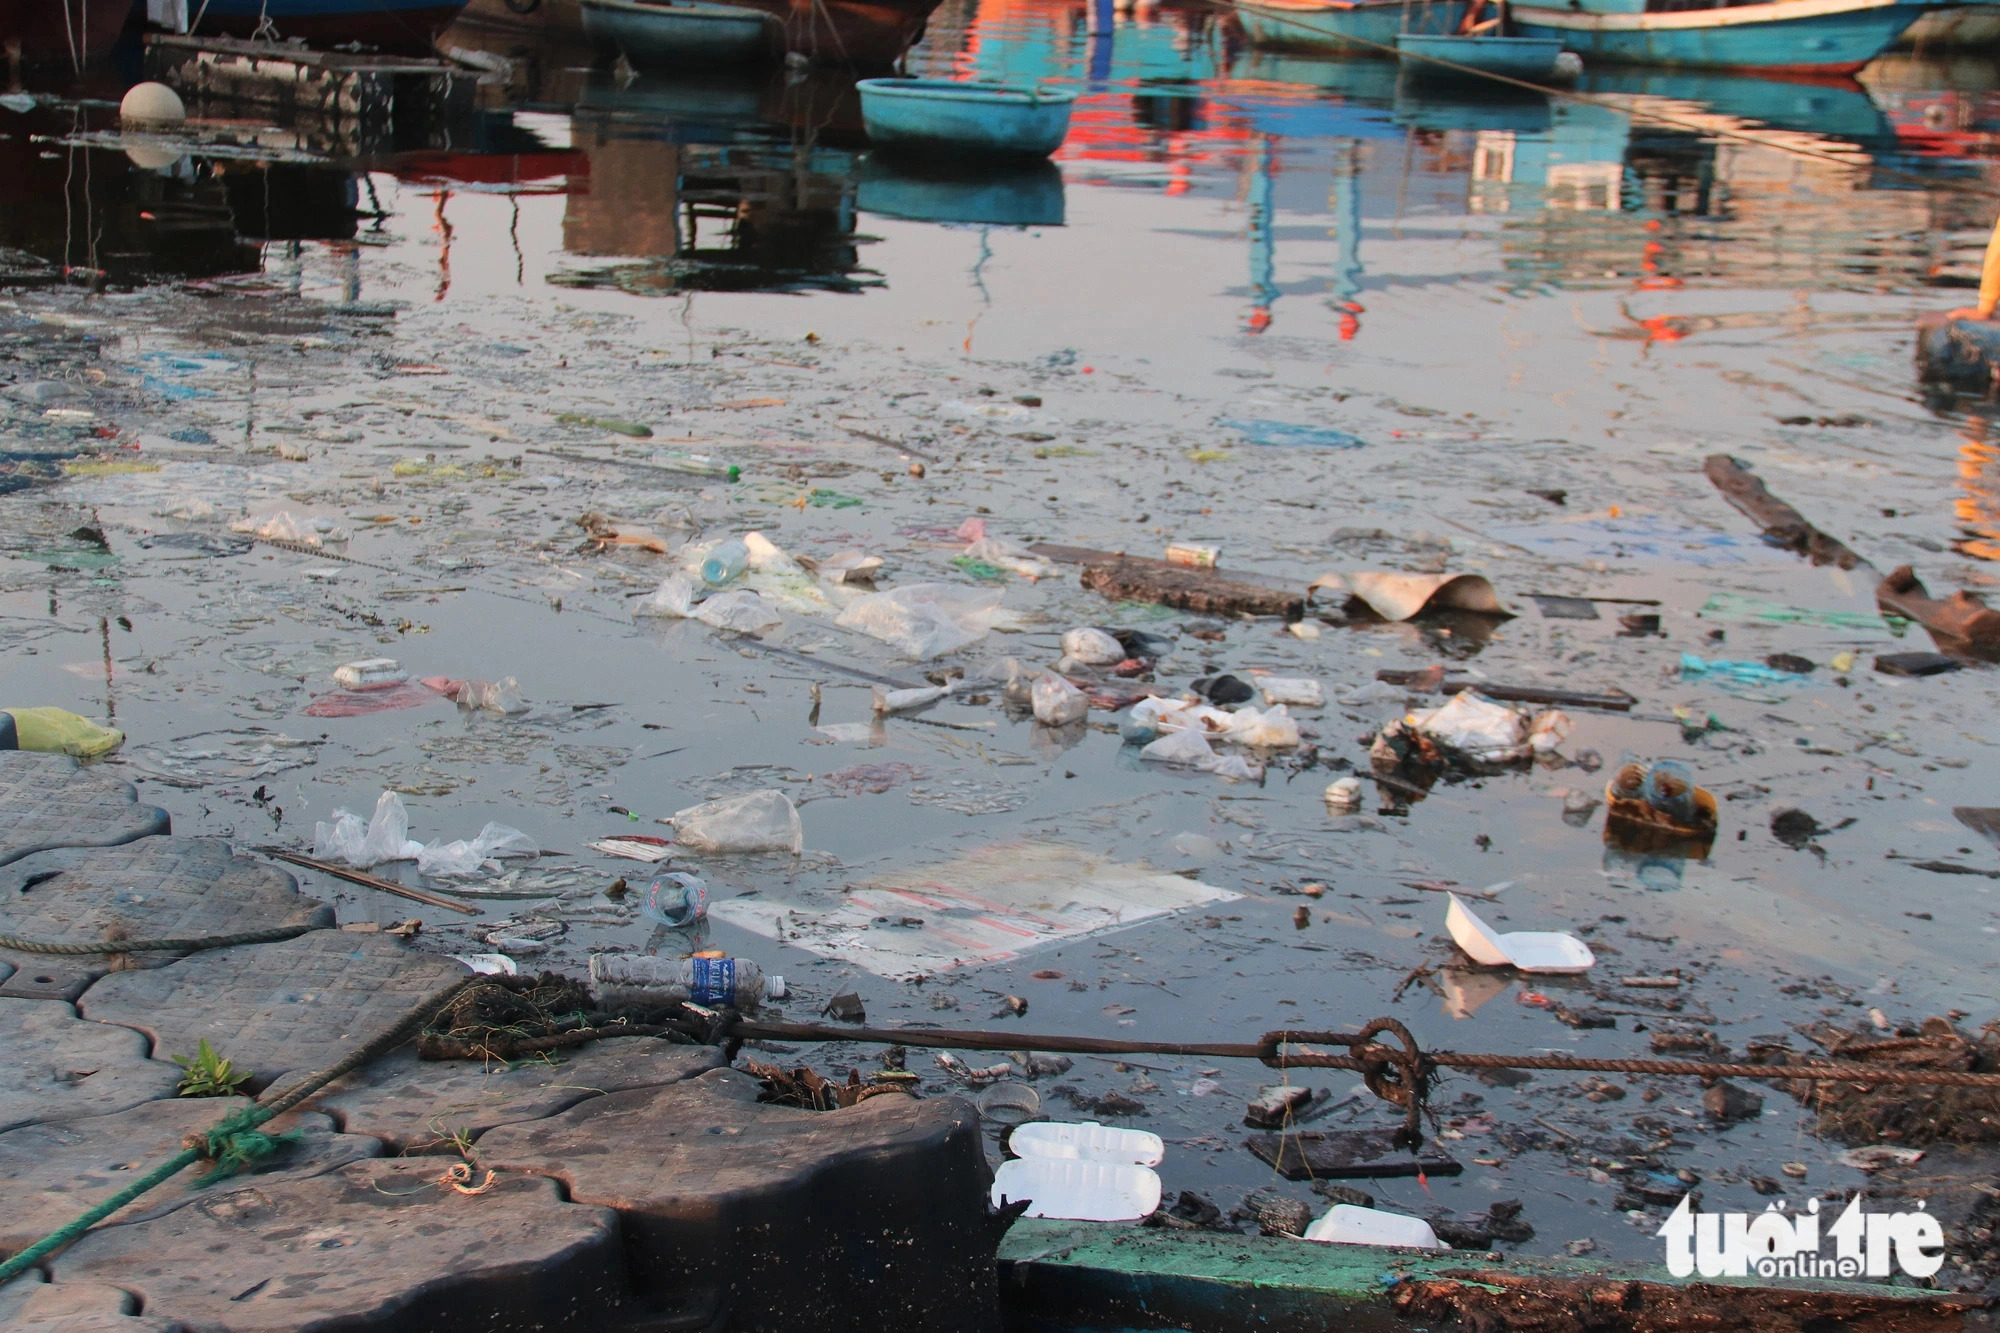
731,1019,2000,1089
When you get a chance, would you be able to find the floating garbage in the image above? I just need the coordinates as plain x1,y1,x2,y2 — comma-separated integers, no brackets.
1445,893,1595,974
702,537,751,586
835,583,1008,658
416,822,539,878
1059,626,1125,666
641,871,710,927
451,954,519,976
1255,676,1325,708
420,676,530,715
1010,1121,1165,1166
1604,760,1718,842
692,590,782,632
314,790,425,868
1221,417,1366,449
1,707,124,758
231,510,350,546
634,573,699,618
1303,1204,1447,1250
1310,571,1505,621
1031,672,1088,725
991,1158,1161,1222
589,835,675,862
816,549,884,585
975,1081,1043,1126
670,789,803,855
587,952,782,1009
332,658,406,691
1324,776,1364,811
874,683,952,714
1384,692,1568,767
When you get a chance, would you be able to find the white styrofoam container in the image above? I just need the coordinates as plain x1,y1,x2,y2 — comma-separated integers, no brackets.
992,1158,1162,1222
1008,1120,1165,1167
1303,1204,1447,1250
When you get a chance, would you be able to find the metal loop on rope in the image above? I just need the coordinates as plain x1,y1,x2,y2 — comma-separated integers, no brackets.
1257,1017,1434,1151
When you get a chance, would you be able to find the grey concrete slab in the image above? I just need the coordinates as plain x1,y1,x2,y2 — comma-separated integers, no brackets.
0,999,180,1134
0,1277,182,1333
50,1160,626,1333
296,1037,722,1154
77,933,468,1093
0,839,333,1002
0,755,169,868
0,1098,382,1255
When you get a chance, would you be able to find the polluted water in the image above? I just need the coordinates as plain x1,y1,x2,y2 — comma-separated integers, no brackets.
4,0,2000,1288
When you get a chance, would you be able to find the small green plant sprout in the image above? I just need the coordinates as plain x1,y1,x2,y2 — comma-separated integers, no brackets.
171,1039,251,1098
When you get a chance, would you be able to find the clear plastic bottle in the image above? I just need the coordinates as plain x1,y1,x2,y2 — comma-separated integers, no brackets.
640,872,709,928
655,453,740,481
701,538,749,587
588,951,785,1010
1642,760,1697,825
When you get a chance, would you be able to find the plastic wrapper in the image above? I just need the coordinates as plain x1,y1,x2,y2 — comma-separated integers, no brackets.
1219,704,1300,748
1031,672,1088,725
1059,627,1125,666
313,790,424,867
671,789,803,855
1139,728,1262,780
1,707,125,758
1528,709,1572,754
1407,692,1532,763
457,677,529,715
634,573,698,618
692,590,782,632
818,549,884,585
835,583,1007,659
742,531,800,574
962,536,1057,580
873,683,951,713
417,822,540,878
1256,676,1325,708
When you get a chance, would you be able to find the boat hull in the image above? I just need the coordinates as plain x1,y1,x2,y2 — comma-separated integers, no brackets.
1236,0,1472,55
858,78,1076,158
1396,32,1565,77
579,0,778,65
0,0,131,65
191,0,468,53
726,0,941,66
1513,0,1932,71
1898,0,2000,49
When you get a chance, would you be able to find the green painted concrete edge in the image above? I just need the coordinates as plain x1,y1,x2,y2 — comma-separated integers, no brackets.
998,1217,1962,1306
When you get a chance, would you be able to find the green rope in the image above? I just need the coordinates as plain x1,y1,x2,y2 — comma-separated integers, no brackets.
0,924,318,955
0,974,476,1285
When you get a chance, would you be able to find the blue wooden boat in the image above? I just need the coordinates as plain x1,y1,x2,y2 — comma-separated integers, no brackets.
856,78,1076,159
1510,0,1934,72
1396,31,1565,77
1235,0,1471,54
579,0,780,66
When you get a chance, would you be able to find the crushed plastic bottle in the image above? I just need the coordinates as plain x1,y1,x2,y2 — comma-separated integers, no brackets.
641,872,710,928
588,952,783,1010
670,789,803,854
654,452,739,480
1032,672,1089,725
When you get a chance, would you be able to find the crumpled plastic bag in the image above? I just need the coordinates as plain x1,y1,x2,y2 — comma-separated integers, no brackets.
314,790,424,867
1031,672,1088,725
418,822,540,878
1139,728,1261,780
1256,677,1324,708
743,531,800,575
873,683,952,714
2,707,125,758
963,536,1057,580
635,573,698,618
1219,704,1300,749
670,789,803,855
835,583,1007,659
1405,692,1564,764
231,510,350,546
693,590,782,632
1060,626,1125,667
1123,696,1300,750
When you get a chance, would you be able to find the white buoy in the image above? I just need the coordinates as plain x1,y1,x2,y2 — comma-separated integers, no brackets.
119,82,186,125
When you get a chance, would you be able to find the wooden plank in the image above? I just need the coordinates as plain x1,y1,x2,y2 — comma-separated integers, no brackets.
1703,454,1870,572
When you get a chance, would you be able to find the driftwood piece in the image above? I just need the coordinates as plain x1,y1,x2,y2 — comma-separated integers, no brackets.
1375,669,1634,712
1702,454,1870,570
1876,565,2000,656
1029,545,1304,619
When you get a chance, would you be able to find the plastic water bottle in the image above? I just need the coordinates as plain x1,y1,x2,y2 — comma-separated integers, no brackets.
640,873,709,928
655,453,740,481
701,538,749,587
1642,760,1697,825
588,952,784,1011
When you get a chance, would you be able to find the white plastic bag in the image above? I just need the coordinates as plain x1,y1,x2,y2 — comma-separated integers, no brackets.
742,530,800,574
1032,672,1088,725
313,790,423,868
634,573,698,619
818,549,884,585
230,510,350,546
455,677,528,715
1528,709,1572,754
418,822,539,878
873,683,951,714
1220,705,1300,749
692,590,782,632
1408,692,1531,762
835,583,1006,659
1140,728,1262,780
963,536,1057,580
671,789,803,855
1059,627,1124,666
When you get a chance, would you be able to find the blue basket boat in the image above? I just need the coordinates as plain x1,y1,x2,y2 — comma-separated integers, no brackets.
856,78,1077,159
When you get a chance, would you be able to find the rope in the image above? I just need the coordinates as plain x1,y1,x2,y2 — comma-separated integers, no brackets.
0,923,318,955
0,974,477,1285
